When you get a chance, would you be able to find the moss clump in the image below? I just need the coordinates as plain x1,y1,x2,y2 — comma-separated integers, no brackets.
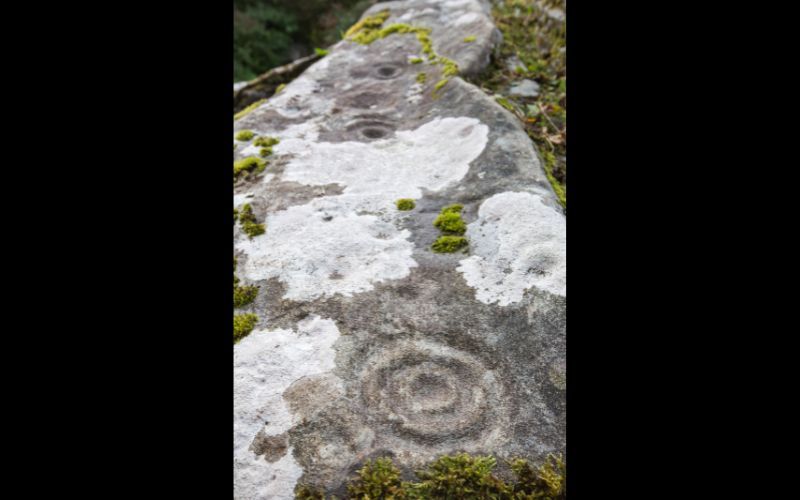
293,484,324,500
234,156,267,181
412,454,510,498
432,235,468,253
463,35,477,42
234,98,266,121
253,136,280,148
416,72,427,84
347,458,403,499
510,455,566,498
259,147,273,158
233,313,258,343
343,10,391,43
295,453,565,499
238,203,265,239
274,83,286,95
233,208,239,224
440,203,463,214
314,47,329,56
433,211,466,234
235,130,255,141
234,283,258,308
409,56,423,64
395,198,415,211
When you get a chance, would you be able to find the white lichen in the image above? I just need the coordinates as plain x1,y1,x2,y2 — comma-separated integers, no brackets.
234,315,342,500
238,117,488,301
457,192,566,305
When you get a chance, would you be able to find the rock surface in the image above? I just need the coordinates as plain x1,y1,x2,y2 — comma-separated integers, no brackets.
233,1,566,498
509,78,541,98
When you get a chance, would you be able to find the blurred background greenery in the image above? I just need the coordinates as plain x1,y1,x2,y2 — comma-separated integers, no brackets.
233,0,378,82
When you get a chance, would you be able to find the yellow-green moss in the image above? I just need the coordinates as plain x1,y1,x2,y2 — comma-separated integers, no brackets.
274,83,286,95
395,198,415,210
234,98,266,121
238,203,266,239
440,203,463,214
433,211,466,234
233,313,258,343
234,156,267,181
253,136,280,148
542,149,566,208
343,10,391,42
496,95,516,112
344,11,460,97
463,35,477,42
295,453,565,499
314,47,329,56
235,130,255,141
409,57,423,64
416,72,427,84
233,208,239,224
432,235,468,253
347,458,403,499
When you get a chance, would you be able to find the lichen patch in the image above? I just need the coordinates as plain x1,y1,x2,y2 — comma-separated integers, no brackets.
457,191,566,304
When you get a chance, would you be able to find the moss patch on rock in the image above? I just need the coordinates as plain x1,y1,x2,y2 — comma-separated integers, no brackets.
395,198,415,210
233,313,258,343
234,156,267,181
296,453,565,499
237,203,266,239
235,130,255,141
432,235,468,253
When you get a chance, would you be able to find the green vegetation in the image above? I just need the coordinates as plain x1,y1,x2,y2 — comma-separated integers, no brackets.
343,11,460,96
254,136,280,147
416,72,427,84
296,453,565,499
440,203,463,214
235,130,256,141
234,98,266,121
234,313,259,343
238,203,266,238
347,458,403,498
409,57,423,64
395,198,416,211
432,235,468,253
234,156,267,181
433,211,466,235
314,47,329,56
463,35,476,42
471,0,566,208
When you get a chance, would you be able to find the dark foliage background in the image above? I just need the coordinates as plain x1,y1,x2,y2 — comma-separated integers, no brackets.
234,0,378,81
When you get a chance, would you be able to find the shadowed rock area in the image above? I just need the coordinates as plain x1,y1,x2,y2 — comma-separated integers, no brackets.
233,1,566,498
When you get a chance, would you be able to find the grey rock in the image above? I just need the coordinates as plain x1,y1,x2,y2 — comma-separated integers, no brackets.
509,78,541,98
233,1,565,498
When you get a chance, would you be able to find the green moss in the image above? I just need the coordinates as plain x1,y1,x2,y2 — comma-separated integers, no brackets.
432,235,468,253
433,211,466,234
347,458,403,499
234,156,267,181
542,150,566,208
395,198,415,210
233,208,239,224
234,98,266,121
274,83,286,95
238,203,266,239
433,78,449,95
416,72,427,84
440,203,463,214
233,313,258,343
343,10,391,43
235,130,255,141
253,136,280,148
294,453,565,499
234,284,258,308
293,484,324,500
314,47,329,56
510,455,566,498
412,454,510,498
409,57,423,64
463,35,477,42
344,11,459,97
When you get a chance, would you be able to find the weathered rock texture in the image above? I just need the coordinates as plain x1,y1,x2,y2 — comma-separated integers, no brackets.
233,1,566,498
